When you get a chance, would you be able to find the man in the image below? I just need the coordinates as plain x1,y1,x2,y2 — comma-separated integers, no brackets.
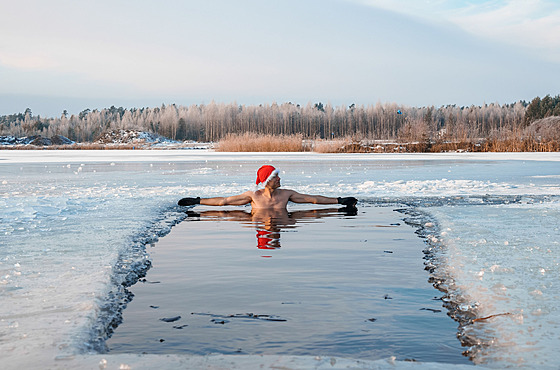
178,165,357,209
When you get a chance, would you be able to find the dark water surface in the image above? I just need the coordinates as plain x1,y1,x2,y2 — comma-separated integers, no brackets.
107,204,469,364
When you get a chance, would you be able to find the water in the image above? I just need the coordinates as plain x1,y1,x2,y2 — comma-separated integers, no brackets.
106,205,469,363
1,151,559,368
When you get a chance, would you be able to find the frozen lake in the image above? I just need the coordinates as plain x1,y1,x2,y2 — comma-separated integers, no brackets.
1,150,559,368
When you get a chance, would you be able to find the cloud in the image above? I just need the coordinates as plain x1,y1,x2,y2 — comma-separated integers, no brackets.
0,53,59,70
1,0,558,115
450,0,560,59
350,0,560,62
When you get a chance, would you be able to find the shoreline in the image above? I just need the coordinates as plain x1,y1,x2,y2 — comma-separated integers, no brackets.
1,130,559,153
1,143,558,153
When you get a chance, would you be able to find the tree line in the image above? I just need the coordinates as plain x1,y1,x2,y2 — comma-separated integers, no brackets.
524,95,560,124
1,95,558,143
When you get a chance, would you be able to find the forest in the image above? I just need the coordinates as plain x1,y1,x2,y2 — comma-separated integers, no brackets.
0,95,559,150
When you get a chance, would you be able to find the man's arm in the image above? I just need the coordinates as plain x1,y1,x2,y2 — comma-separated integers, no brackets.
288,191,358,207
178,192,253,206
288,191,338,204
200,192,253,206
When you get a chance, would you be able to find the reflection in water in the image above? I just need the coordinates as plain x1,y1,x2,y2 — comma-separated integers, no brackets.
185,206,358,250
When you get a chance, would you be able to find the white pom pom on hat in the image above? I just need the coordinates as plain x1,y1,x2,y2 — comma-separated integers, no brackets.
256,165,279,187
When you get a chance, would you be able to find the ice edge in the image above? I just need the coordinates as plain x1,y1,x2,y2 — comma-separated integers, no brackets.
81,205,189,353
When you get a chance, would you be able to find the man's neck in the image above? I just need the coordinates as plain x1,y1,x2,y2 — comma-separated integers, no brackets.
263,186,276,198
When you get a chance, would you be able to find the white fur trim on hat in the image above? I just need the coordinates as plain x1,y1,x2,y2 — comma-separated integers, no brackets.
263,168,279,185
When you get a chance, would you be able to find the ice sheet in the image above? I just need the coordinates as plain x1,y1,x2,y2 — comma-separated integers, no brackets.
1,150,559,368
426,203,560,367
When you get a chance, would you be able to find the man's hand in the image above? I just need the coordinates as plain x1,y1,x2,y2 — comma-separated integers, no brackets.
178,197,201,206
337,197,357,207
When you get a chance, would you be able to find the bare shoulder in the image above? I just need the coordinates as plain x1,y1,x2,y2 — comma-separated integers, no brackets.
241,190,257,199
226,190,254,203
281,189,299,199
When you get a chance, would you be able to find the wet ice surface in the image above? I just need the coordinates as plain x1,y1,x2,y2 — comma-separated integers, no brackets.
1,151,559,367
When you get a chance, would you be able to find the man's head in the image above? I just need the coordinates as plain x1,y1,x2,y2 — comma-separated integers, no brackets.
256,165,280,188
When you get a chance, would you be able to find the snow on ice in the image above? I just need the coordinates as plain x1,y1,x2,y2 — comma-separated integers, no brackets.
0,150,559,368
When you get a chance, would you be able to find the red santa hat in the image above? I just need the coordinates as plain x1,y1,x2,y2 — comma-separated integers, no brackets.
255,165,279,187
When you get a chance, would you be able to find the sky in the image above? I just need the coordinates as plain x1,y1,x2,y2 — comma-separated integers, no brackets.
1,0,559,117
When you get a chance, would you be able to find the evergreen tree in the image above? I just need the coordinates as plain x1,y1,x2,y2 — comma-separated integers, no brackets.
177,118,187,140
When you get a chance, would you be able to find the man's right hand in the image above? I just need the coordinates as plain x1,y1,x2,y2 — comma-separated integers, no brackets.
178,197,201,206
337,197,358,207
